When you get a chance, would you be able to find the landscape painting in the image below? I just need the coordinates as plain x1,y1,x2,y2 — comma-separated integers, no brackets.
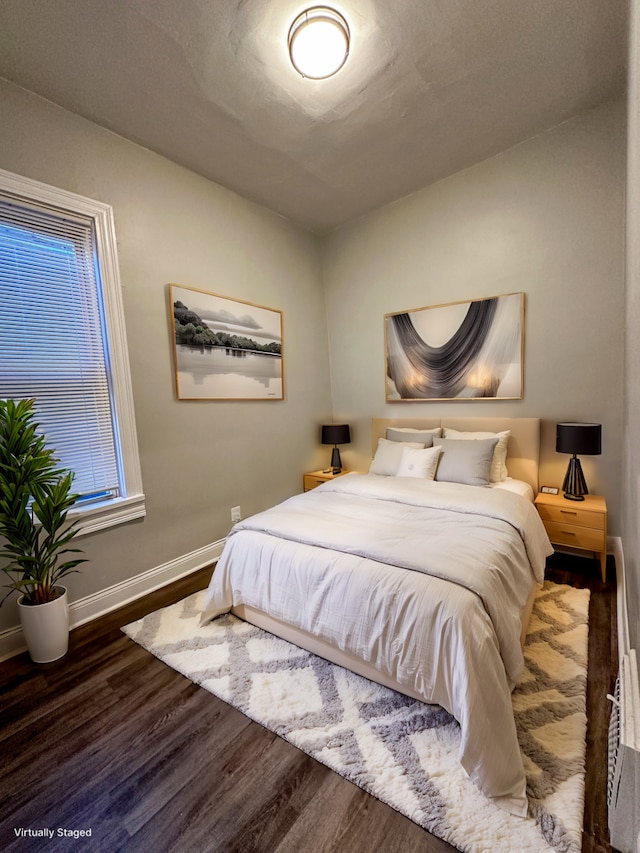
170,284,284,400
385,292,524,401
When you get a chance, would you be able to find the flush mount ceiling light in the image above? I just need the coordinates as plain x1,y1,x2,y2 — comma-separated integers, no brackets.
288,6,350,79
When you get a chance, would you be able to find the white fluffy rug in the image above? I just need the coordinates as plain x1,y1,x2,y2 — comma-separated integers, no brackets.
123,581,590,853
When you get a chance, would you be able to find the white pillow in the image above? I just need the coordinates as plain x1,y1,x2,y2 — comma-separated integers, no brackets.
395,445,442,479
385,426,442,444
369,437,424,476
442,428,510,482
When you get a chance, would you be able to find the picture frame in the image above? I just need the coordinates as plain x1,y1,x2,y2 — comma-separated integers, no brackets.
169,284,284,400
385,292,524,401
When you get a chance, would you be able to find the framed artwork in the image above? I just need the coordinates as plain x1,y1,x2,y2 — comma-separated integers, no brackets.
169,284,284,400
385,292,524,401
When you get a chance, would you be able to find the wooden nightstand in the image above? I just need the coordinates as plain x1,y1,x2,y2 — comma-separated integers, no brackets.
303,470,349,492
535,491,607,581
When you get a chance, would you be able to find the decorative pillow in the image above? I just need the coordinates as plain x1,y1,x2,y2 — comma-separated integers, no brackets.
395,445,442,479
386,427,442,448
442,428,510,482
432,437,499,486
369,437,424,476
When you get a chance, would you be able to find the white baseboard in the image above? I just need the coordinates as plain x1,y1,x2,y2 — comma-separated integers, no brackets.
610,535,630,658
0,538,225,662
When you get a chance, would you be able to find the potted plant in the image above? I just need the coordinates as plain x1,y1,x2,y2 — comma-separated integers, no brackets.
0,398,86,663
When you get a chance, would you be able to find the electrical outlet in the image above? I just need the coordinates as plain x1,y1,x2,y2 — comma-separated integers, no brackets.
231,505,241,523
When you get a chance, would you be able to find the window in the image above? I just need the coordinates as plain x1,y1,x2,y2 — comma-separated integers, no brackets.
0,168,145,534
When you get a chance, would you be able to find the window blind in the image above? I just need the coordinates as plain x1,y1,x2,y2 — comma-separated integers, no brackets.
0,196,121,502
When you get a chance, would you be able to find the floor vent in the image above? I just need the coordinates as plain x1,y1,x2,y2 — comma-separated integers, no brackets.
608,650,640,853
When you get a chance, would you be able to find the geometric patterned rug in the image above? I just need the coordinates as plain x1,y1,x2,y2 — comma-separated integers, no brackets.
122,580,590,853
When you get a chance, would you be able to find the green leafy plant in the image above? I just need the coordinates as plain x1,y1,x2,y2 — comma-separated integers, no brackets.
0,398,86,606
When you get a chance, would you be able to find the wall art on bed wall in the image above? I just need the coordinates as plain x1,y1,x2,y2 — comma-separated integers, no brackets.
169,284,284,400
385,292,524,401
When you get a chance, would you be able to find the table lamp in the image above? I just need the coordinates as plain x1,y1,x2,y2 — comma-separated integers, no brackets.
321,424,351,473
556,422,601,501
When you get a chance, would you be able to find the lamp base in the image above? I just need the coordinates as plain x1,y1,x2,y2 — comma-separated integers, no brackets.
330,446,342,472
562,454,588,501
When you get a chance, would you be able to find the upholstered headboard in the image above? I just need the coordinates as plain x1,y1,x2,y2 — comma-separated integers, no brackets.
371,417,541,493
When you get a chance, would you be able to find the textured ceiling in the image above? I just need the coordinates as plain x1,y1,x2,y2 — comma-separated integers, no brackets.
0,0,629,233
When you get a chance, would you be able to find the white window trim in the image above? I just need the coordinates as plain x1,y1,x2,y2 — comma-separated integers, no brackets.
0,168,145,534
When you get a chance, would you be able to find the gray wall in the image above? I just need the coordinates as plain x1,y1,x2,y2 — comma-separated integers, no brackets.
624,0,640,659
0,79,332,633
321,99,626,536
0,78,631,647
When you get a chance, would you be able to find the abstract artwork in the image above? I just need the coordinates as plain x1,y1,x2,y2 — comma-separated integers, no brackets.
170,284,283,400
385,292,524,401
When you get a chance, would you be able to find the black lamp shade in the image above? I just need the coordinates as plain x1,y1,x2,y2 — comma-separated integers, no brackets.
556,423,601,456
321,424,351,446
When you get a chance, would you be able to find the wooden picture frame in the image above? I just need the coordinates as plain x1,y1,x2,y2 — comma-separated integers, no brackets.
169,284,284,400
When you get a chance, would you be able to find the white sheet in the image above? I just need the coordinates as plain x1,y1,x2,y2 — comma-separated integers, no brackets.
201,474,552,816
490,477,535,502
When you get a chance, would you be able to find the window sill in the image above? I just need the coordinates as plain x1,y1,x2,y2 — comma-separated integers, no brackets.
71,494,146,537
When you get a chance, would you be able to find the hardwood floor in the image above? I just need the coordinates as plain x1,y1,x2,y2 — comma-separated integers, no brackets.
545,552,619,853
0,553,618,853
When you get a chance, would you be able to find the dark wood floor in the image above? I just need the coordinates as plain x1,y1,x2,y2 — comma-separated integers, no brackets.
0,552,618,853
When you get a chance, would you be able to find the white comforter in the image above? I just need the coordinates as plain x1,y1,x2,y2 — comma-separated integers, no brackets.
201,473,553,816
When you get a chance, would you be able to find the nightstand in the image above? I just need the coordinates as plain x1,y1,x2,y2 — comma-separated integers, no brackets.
535,491,607,581
303,469,349,492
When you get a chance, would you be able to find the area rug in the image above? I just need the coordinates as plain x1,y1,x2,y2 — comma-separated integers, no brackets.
123,581,590,853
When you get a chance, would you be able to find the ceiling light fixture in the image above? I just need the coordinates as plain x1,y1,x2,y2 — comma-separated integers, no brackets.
288,6,350,80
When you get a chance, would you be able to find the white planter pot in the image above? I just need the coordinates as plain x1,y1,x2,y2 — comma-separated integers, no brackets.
18,586,69,663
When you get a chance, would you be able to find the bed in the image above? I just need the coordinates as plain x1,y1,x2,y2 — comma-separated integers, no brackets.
200,417,553,816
